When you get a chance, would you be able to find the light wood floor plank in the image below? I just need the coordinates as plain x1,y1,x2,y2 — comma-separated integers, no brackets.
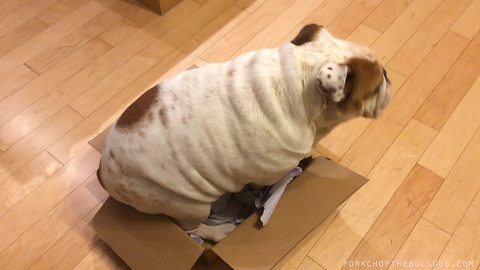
101,0,201,52
47,3,247,164
341,31,468,176
201,0,297,62
0,173,106,269
0,27,156,151
113,0,201,41
190,5,250,52
0,151,62,216
161,0,238,48
0,17,49,59
0,107,83,184
308,119,437,270
433,191,480,270
346,24,381,47
0,0,33,19
37,0,91,26
303,0,354,26
363,0,415,32
235,0,267,13
233,0,324,56
26,5,122,74
0,1,107,78
69,40,176,117
451,0,480,39
148,5,249,82
345,165,443,270
0,37,111,128
389,218,450,270
0,39,112,151
327,0,384,39
72,240,129,270
422,129,480,234
0,0,58,38
419,76,480,178
29,202,107,270
162,5,249,72
415,32,480,130
299,257,327,270
0,64,38,102
0,146,99,256
369,0,441,64
0,1,213,153
98,19,138,46
108,0,157,27
73,3,248,118
387,0,473,76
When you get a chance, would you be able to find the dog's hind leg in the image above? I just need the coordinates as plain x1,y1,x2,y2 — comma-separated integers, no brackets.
174,203,236,242
186,223,236,242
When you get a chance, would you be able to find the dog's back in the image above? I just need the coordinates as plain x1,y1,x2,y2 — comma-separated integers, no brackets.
97,46,313,216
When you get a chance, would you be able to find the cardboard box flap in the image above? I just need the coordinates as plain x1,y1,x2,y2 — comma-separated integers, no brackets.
90,126,111,153
212,158,367,269
92,197,203,270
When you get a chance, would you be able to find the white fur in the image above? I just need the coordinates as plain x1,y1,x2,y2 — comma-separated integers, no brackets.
98,27,391,241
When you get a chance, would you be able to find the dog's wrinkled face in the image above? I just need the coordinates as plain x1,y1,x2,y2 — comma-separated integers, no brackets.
292,24,392,119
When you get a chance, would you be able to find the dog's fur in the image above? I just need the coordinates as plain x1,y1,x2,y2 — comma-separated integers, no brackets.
97,25,392,242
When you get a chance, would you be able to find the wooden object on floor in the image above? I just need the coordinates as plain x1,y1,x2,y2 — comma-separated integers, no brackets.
136,0,183,15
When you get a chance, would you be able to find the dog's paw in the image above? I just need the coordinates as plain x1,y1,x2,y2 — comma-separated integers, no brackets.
193,223,236,242
210,223,236,242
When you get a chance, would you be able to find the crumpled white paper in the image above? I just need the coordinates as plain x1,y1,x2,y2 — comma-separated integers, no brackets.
190,167,303,244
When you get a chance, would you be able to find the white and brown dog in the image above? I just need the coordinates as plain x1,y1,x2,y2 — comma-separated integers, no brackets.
97,24,392,242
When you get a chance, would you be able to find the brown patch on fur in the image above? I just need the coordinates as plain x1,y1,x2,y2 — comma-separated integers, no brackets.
117,85,160,128
291,24,323,46
109,150,115,159
96,166,106,189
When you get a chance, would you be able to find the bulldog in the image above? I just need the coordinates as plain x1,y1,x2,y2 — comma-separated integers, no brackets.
97,24,392,242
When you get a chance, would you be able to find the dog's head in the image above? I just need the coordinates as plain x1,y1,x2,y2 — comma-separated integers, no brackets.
292,24,391,119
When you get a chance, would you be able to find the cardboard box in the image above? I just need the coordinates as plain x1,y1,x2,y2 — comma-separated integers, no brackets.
89,125,367,269
135,0,183,15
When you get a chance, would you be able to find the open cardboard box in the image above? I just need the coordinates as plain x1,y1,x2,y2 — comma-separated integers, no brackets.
89,125,367,269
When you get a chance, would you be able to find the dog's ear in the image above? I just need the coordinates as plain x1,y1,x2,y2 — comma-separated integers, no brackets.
291,24,324,46
346,57,383,101
315,62,350,102
316,57,383,104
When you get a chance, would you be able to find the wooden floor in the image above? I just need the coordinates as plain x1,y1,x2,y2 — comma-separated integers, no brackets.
0,0,479,269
